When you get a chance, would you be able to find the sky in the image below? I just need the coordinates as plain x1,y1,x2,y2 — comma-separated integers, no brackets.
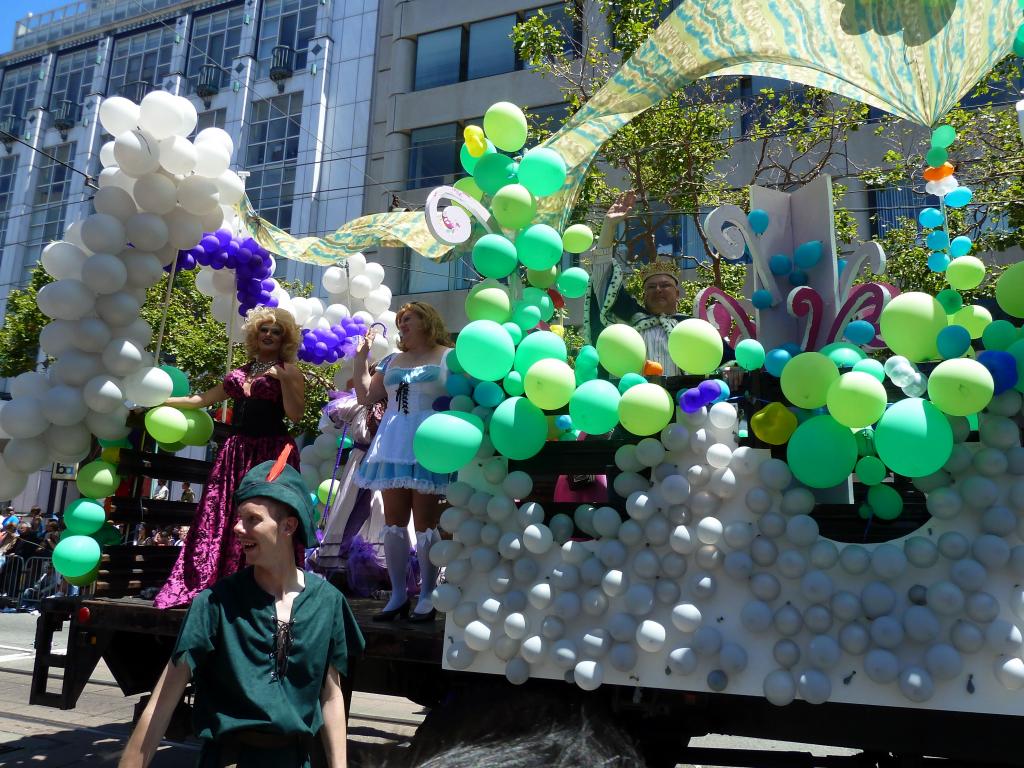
0,1,75,55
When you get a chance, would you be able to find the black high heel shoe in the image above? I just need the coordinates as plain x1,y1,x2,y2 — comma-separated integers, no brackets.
407,607,438,624
372,599,410,622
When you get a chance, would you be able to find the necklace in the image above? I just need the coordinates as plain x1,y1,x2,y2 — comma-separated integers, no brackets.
248,359,275,378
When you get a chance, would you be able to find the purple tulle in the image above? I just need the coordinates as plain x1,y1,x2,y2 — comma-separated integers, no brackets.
407,549,421,597
344,535,387,597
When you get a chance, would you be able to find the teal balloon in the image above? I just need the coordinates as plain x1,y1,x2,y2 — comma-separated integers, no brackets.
514,330,567,374
473,380,506,408
748,209,769,234
874,398,953,478
516,224,563,270
556,267,590,299
460,139,495,174
925,146,948,168
160,365,190,397
503,370,525,396
447,350,465,374
472,234,518,279
935,288,963,315
576,345,599,368
735,339,766,370
522,286,554,321
413,412,484,473
511,302,542,331
64,498,106,536
569,379,621,435
455,319,516,381
931,124,956,149
53,535,102,579
502,322,524,346
949,236,972,257
473,152,516,195
617,372,646,394
516,147,567,196
936,325,971,359
918,208,944,228
786,415,858,489
820,341,866,369
852,358,885,382
489,397,548,460
982,320,1019,351
944,187,973,209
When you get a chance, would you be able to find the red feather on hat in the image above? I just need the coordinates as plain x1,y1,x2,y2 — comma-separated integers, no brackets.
265,444,294,482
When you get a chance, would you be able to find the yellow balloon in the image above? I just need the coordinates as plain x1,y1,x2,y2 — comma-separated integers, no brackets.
464,125,487,157
549,324,565,338
750,402,798,445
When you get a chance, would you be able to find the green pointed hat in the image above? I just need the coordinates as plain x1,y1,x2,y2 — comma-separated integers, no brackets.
234,446,316,546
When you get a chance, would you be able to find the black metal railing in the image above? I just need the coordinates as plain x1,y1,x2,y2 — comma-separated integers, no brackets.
52,99,80,136
120,80,152,104
269,44,295,91
196,63,221,104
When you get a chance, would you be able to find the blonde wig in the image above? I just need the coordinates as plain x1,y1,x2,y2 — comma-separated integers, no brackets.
242,306,301,362
396,301,453,351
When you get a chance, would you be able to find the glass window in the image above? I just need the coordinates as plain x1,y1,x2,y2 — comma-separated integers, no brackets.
414,27,463,91
245,93,302,230
869,183,927,238
526,102,570,137
50,47,96,125
467,15,517,80
194,108,227,135
0,155,19,249
187,5,245,93
407,123,458,189
0,63,41,119
108,27,176,97
405,249,474,293
27,142,76,280
256,0,320,79
523,4,581,60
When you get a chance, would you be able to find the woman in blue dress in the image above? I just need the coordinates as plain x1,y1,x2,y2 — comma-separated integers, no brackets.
354,301,454,622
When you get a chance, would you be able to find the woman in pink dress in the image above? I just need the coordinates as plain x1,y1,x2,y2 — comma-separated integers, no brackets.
153,307,305,609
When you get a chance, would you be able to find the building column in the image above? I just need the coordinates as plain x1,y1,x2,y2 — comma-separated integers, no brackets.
164,13,192,95
382,32,414,293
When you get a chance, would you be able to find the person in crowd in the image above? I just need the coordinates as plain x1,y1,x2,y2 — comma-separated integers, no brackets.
2,508,18,529
154,307,305,609
354,302,454,622
40,521,59,557
10,523,37,559
153,479,170,501
179,481,196,504
119,456,364,768
133,522,153,546
29,507,44,540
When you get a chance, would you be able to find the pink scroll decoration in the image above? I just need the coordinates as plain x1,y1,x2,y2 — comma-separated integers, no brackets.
825,282,896,349
695,286,757,348
786,286,824,351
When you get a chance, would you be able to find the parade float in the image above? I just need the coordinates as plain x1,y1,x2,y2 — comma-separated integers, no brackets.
12,0,1024,764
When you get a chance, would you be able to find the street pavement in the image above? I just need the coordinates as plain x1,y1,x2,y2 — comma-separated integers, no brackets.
0,611,863,767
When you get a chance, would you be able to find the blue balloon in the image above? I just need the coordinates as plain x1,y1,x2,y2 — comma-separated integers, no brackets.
837,258,847,274
927,252,951,273
936,325,971,359
926,230,950,251
554,414,574,431
713,380,731,403
789,270,808,286
977,350,1018,395
752,289,773,309
944,187,973,209
474,380,505,408
748,209,770,234
949,236,973,257
446,374,473,397
765,348,792,377
769,254,792,275
794,240,823,269
918,208,944,228
844,320,875,345
780,343,802,356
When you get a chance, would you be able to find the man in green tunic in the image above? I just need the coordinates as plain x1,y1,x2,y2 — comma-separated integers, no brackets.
120,453,365,768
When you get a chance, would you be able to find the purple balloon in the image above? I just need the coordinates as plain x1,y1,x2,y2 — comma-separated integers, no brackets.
210,251,228,269
215,229,233,247
680,388,703,413
697,380,722,405
201,234,221,253
178,254,196,271
237,305,249,317
263,297,279,308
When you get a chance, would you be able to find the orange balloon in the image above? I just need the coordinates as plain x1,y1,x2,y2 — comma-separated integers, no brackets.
922,162,954,181
643,360,664,376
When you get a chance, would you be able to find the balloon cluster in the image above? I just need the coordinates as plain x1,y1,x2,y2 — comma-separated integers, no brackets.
679,379,730,414
174,230,276,317
298,315,369,364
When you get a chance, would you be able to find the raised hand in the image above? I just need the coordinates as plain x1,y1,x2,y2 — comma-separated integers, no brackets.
606,189,637,221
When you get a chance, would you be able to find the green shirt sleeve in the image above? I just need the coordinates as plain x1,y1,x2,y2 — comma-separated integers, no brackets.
328,592,365,677
171,588,218,673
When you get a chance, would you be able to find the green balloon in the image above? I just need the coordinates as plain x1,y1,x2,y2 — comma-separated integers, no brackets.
453,176,484,201
473,152,516,195
597,324,646,377
160,365,190,397
522,286,554,321
158,441,186,452
465,281,512,323
98,437,131,448
145,405,189,444
460,139,495,174
854,427,876,457
1006,339,1024,393
867,483,903,520
668,319,723,375
556,267,589,299
576,345,599,368
855,455,887,486
879,292,946,362
925,146,948,168
982,319,1019,351
935,288,963,315
874,398,953,477
618,383,674,436
524,359,576,410
852,358,885,382
931,124,957,149
826,371,887,428
489,396,548,459
317,478,339,505
76,460,120,499
569,379,621,434
516,147,567,196
618,372,646,393
516,224,563,270
413,411,484,473
526,266,558,289
926,358,994,416
447,351,465,374
491,184,536,230
514,330,567,374
946,256,986,291
472,234,518,279
511,302,542,331
483,101,528,153
786,415,858,489
182,408,215,446
91,522,123,547
473,381,505,408
780,352,840,409
456,319,516,381
64,498,106,536
53,534,102,579
503,370,525,396
502,322,524,346
735,339,766,370
562,224,594,254
820,341,866,369
995,260,1024,319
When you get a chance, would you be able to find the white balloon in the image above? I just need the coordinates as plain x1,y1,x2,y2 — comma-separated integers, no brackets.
0,396,49,438
346,252,366,276
364,287,392,316
74,317,113,353
44,421,92,460
97,167,137,194
195,126,234,155
36,279,95,321
573,660,604,691
163,206,204,250
193,141,230,178
85,406,130,441
113,129,161,177
93,186,138,220
51,350,103,387
95,292,142,326
159,135,197,175
39,320,78,356
349,274,372,299
133,173,178,215
82,252,129,294
41,241,88,280
123,366,173,407
211,267,236,294
0,456,28,499
215,170,245,206
63,219,90,252
138,91,180,140
125,212,170,251
99,140,117,168
40,385,88,426
102,337,145,376
177,175,220,215
10,371,50,400
322,267,348,294
81,213,127,254
99,96,140,135
83,375,125,413
195,267,217,296
122,251,164,288
363,261,386,288
4,437,50,473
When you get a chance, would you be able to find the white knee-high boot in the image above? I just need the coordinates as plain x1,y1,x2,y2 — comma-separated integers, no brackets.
413,528,439,615
380,524,410,613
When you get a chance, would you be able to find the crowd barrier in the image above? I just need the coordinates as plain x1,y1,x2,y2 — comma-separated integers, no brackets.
0,555,79,610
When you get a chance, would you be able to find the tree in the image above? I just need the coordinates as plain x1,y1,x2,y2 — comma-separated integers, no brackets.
0,264,51,377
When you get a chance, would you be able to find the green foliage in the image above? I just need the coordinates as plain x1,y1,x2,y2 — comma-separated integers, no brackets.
0,264,51,377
